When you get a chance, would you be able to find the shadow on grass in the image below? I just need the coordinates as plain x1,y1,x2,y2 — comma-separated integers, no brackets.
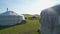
0,20,26,30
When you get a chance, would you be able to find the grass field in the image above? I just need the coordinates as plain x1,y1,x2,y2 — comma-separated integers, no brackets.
0,15,40,34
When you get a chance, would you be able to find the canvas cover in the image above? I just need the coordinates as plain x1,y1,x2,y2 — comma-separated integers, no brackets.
0,11,25,26
40,5,60,34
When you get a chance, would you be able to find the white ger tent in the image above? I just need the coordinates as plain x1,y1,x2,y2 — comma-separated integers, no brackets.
0,10,25,26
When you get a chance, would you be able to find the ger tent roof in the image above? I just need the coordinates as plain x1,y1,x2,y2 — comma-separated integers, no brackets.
0,11,20,16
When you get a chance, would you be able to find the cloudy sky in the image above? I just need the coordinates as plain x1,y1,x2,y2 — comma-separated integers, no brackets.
0,0,60,15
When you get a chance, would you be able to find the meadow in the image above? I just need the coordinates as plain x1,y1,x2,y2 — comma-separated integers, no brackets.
0,14,40,34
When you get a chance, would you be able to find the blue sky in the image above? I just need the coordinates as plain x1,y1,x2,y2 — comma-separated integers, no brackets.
0,0,60,15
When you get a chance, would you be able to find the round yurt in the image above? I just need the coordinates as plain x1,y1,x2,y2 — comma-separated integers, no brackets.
0,10,25,26
39,4,60,34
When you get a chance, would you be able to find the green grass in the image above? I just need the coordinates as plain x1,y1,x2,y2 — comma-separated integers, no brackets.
0,15,39,34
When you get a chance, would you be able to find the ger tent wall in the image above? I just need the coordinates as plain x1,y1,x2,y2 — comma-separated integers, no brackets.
0,16,23,26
